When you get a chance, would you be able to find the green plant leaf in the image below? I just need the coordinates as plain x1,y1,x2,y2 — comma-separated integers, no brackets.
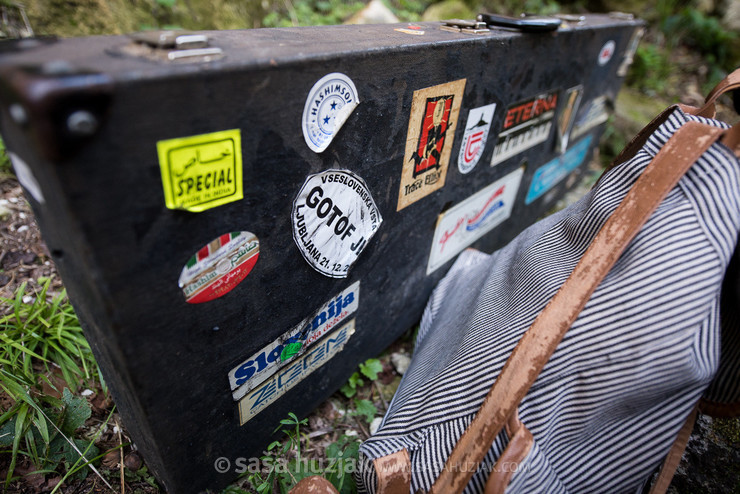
60,388,91,435
352,399,377,424
359,359,382,380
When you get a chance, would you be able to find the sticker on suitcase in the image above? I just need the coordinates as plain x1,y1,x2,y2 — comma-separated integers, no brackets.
156,129,243,213
458,103,497,174
556,85,583,153
179,231,259,304
228,281,359,401
571,96,610,140
526,135,592,204
238,318,355,425
397,79,466,211
8,152,44,204
427,167,524,274
617,28,645,77
302,73,360,153
490,90,558,167
292,170,382,278
598,40,616,66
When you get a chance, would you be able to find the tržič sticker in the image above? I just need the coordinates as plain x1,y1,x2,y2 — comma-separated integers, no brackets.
302,73,360,153
397,79,466,211
157,129,243,212
179,231,259,303
292,170,382,278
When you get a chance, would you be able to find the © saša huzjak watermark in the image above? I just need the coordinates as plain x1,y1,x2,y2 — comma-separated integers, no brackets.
213,454,529,476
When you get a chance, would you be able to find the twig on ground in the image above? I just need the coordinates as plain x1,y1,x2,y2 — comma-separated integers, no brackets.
117,419,125,494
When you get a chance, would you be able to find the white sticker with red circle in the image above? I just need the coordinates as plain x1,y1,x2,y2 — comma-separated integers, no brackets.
179,231,259,303
598,40,616,66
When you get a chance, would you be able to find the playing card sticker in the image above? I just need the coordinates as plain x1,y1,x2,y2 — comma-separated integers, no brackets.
458,103,497,174
556,85,583,153
179,231,259,304
491,90,558,167
302,73,360,153
397,79,466,211
292,170,382,278
157,129,243,212
427,167,523,274
228,281,359,401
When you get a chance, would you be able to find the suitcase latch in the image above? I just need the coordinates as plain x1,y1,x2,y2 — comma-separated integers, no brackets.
440,19,490,35
127,30,224,63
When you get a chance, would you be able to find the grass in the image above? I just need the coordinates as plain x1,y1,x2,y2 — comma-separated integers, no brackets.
0,280,109,489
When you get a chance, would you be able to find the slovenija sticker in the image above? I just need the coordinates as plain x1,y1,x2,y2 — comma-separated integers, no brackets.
228,281,359,401
302,73,360,153
556,85,583,153
491,90,558,166
292,170,382,278
458,103,496,174
179,231,259,303
238,319,355,425
157,129,243,213
598,40,616,66
427,167,523,274
397,79,466,211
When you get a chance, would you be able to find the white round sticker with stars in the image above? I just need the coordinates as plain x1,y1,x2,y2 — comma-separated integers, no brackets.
302,73,360,153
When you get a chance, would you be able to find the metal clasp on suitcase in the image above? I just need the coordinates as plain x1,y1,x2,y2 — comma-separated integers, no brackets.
128,30,224,62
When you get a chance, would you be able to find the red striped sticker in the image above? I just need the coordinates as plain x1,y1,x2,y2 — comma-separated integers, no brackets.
179,231,259,304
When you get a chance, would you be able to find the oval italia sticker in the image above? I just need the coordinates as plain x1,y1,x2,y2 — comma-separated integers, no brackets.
292,170,382,278
179,231,259,303
302,73,360,153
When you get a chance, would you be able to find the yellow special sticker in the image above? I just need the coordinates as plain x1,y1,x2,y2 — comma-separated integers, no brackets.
157,129,243,212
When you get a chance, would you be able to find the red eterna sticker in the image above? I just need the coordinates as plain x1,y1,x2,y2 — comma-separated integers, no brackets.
179,231,259,303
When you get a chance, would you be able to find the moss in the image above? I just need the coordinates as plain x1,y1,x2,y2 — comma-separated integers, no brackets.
711,417,740,446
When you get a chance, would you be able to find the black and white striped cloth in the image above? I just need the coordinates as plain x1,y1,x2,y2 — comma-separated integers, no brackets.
358,107,740,493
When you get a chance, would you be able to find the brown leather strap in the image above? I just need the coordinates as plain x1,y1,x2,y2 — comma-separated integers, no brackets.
484,412,533,494
648,405,699,494
289,475,340,494
428,121,726,494
374,448,411,494
721,120,740,157
694,68,740,118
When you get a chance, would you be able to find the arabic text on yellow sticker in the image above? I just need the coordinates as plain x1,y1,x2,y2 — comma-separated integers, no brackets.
157,129,243,212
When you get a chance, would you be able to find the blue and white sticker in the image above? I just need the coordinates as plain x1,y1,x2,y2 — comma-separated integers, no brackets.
427,167,523,274
525,135,592,204
228,281,359,401
302,73,360,153
238,319,355,425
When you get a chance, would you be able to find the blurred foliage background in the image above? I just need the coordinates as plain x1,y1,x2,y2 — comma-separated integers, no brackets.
15,0,740,97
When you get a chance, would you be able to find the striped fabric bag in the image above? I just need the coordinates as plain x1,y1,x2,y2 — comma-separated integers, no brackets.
355,71,740,494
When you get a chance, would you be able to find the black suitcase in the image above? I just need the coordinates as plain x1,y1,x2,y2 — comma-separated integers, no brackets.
0,15,643,492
